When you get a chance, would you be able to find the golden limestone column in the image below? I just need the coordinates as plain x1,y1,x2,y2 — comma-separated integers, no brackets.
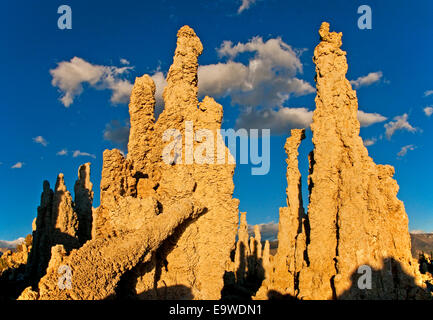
255,22,428,300
20,26,239,300
124,26,239,300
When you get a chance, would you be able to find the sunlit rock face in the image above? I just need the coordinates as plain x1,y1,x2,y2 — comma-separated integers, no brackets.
254,22,429,300
20,25,239,300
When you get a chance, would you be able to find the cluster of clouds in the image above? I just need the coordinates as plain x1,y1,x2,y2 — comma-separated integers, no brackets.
393,89,433,158
59,36,395,145
55,149,96,159
50,57,133,107
6,135,96,170
362,113,419,157
33,135,96,159
364,87,433,157
47,34,432,161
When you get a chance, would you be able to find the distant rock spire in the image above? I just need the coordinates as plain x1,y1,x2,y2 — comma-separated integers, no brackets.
255,22,429,300
74,163,94,245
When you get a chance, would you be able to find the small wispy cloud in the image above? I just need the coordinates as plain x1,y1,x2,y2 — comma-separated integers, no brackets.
424,90,433,97
120,58,130,65
73,150,96,159
397,144,416,158
384,113,417,140
11,162,24,169
357,110,387,127
423,106,433,117
363,138,377,147
56,149,68,156
33,136,48,147
350,71,383,89
238,0,256,13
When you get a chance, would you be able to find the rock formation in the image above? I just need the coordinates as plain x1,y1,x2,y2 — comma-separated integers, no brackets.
234,212,250,283
20,25,239,300
74,163,94,245
19,200,204,300
255,128,307,299
116,26,239,300
222,213,269,300
0,235,32,300
254,22,429,300
15,23,431,301
27,165,93,284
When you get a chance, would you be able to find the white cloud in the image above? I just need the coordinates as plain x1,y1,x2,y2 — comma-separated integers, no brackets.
424,90,433,97
73,150,96,159
238,0,256,13
33,136,48,147
120,58,130,65
357,110,387,127
236,107,313,134
0,237,25,249
397,144,416,158
103,120,130,150
350,71,383,89
56,149,68,156
423,106,433,117
363,138,377,147
248,222,279,241
50,57,133,107
148,36,315,124
197,36,315,108
235,107,386,133
384,114,417,140
11,162,24,169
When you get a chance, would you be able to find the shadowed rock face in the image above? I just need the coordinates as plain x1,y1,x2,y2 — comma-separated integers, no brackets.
26,165,93,284
252,22,429,300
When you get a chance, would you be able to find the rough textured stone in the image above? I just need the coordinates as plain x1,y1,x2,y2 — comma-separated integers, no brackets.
21,25,238,300
254,129,306,299
74,163,94,245
123,26,239,300
18,23,430,301
18,200,204,300
254,22,429,300
234,212,250,283
27,169,94,284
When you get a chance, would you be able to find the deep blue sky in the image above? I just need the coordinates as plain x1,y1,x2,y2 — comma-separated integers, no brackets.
1,0,432,240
